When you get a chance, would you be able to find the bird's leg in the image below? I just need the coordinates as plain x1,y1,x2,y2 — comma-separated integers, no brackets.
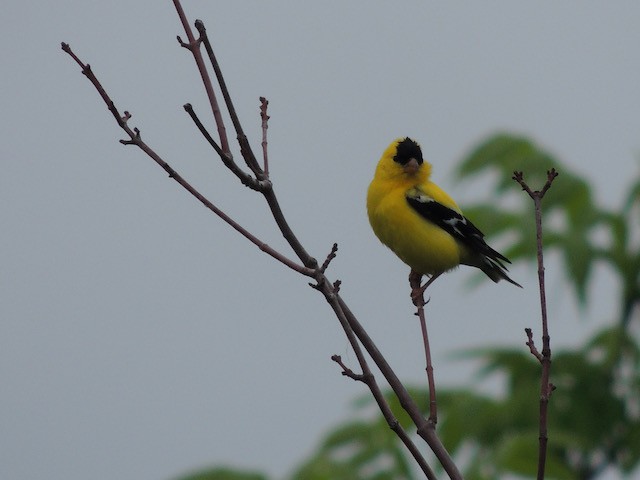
420,272,442,292
409,269,440,425
409,270,441,306
409,269,422,288
409,270,424,306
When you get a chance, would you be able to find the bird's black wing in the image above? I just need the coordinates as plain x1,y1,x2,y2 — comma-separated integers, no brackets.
405,189,510,266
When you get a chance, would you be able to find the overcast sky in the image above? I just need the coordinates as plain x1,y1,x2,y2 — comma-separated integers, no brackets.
3,2,639,479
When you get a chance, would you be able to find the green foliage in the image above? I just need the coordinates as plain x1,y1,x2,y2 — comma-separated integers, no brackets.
456,133,640,314
434,325,640,479
174,467,269,480
290,408,415,479
282,325,640,480
173,133,640,480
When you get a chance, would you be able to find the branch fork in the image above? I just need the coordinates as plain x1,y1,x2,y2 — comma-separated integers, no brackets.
177,33,203,51
331,355,368,382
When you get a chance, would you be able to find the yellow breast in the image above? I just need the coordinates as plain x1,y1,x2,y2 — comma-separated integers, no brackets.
367,178,462,275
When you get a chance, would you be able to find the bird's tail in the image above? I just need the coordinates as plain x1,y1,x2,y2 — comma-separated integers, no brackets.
481,257,522,288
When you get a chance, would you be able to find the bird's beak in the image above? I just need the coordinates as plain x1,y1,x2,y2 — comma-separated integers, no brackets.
403,158,420,175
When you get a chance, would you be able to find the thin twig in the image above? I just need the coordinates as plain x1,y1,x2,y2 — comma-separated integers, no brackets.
173,1,229,154
259,96,270,176
320,243,338,273
60,43,312,278
316,273,437,479
330,354,437,480
194,19,263,177
178,14,317,270
183,103,261,190
336,295,462,479
262,188,319,269
513,169,558,480
319,283,437,480
410,272,438,425
331,354,366,381
525,328,543,361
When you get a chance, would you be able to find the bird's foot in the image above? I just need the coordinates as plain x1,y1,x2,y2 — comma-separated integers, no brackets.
409,271,441,307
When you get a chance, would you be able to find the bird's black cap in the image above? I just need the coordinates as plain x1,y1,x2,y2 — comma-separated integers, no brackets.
393,137,423,166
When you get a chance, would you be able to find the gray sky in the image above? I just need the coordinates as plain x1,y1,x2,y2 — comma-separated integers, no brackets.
3,2,639,479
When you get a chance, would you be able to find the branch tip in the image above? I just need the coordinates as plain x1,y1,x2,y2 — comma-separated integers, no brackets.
513,169,558,200
259,96,270,117
525,327,544,362
331,355,366,382
194,19,206,34
259,96,270,175
512,170,533,195
540,169,559,196
177,35,201,50
319,243,339,273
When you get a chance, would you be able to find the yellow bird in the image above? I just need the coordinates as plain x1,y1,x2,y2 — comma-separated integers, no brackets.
367,137,521,290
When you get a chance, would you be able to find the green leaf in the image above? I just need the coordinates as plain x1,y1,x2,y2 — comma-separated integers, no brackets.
494,432,538,477
561,228,594,303
175,467,270,480
456,133,559,193
437,389,503,450
623,170,640,212
291,416,414,480
455,132,620,309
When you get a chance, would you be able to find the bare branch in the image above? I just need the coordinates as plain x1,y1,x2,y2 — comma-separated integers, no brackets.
320,243,338,273
331,355,366,381
60,43,311,278
410,271,438,426
335,295,462,479
513,170,558,480
540,169,559,196
183,103,224,155
183,103,261,190
259,96,270,176
512,169,558,200
180,7,319,279
194,19,263,177
177,13,316,271
320,283,438,480
261,189,319,269
525,327,544,362
173,1,230,154
63,4,464,476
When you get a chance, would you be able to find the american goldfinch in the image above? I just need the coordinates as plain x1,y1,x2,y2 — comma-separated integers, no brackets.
367,137,521,289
